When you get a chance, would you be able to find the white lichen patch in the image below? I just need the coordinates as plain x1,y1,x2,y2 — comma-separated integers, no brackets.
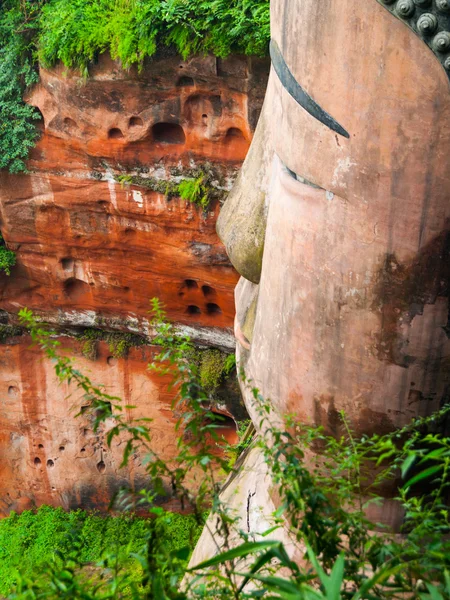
132,189,144,208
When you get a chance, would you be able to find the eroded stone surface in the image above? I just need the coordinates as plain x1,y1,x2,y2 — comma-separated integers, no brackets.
0,53,269,337
0,336,240,516
0,53,269,513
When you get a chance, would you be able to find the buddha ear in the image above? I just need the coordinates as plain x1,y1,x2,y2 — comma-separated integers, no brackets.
217,105,272,284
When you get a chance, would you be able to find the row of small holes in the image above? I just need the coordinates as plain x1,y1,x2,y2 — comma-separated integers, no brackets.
107,123,244,143
186,303,222,315
184,279,216,297
108,122,186,143
34,448,106,474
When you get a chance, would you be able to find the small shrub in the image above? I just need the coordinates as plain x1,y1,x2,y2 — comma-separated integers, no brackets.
78,327,145,359
178,175,209,209
0,324,24,343
81,337,98,360
0,235,16,275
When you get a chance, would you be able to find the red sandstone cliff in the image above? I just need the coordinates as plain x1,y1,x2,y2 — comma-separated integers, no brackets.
0,53,269,514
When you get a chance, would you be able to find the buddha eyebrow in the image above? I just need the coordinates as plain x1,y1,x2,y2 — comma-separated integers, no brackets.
269,39,350,139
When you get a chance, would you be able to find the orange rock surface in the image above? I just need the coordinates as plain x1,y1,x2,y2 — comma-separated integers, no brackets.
0,336,240,516
0,52,268,340
0,52,269,513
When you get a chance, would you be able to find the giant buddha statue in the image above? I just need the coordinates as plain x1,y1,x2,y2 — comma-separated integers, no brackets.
186,2,450,575
188,1,450,559
219,0,450,442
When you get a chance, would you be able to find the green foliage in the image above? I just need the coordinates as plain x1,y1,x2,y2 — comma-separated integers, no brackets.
116,166,227,210
0,1,42,173
78,327,145,359
183,347,235,396
0,505,200,596
177,175,209,210
15,304,450,599
198,349,229,395
37,0,270,76
224,418,253,467
0,323,23,342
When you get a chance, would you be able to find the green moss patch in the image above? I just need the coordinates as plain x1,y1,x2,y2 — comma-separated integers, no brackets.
0,505,202,596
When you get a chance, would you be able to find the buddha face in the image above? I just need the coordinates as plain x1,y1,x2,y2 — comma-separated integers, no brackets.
218,0,450,436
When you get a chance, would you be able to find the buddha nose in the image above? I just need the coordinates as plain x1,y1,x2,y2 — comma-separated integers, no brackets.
217,104,272,284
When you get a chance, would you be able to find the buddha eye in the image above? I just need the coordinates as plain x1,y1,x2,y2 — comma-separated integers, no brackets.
282,160,322,190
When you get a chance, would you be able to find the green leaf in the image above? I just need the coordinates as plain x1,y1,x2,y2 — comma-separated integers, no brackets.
401,453,416,478
234,572,306,598
404,464,444,488
189,540,281,571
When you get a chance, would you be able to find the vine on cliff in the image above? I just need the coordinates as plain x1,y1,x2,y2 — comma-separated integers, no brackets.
0,0,270,173
78,327,146,359
0,234,17,275
0,1,42,173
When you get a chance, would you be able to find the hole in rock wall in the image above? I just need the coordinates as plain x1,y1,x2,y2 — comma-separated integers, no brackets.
97,460,106,473
152,122,186,145
108,128,124,139
184,279,198,289
177,76,195,87
34,107,45,132
202,285,216,298
186,305,201,315
34,457,41,466
184,94,222,125
107,356,117,366
225,127,245,140
128,116,143,128
8,385,18,397
38,443,44,449
63,278,90,301
63,117,78,133
61,257,74,271
59,446,65,452
206,412,238,445
206,303,222,315
95,402,112,420
47,459,54,468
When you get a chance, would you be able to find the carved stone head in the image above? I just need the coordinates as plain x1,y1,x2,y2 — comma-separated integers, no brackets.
218,0,450,440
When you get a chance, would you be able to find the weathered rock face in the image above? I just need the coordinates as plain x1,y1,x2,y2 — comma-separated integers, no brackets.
0,53,269,513
0,335,241,517
0,52,269,341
